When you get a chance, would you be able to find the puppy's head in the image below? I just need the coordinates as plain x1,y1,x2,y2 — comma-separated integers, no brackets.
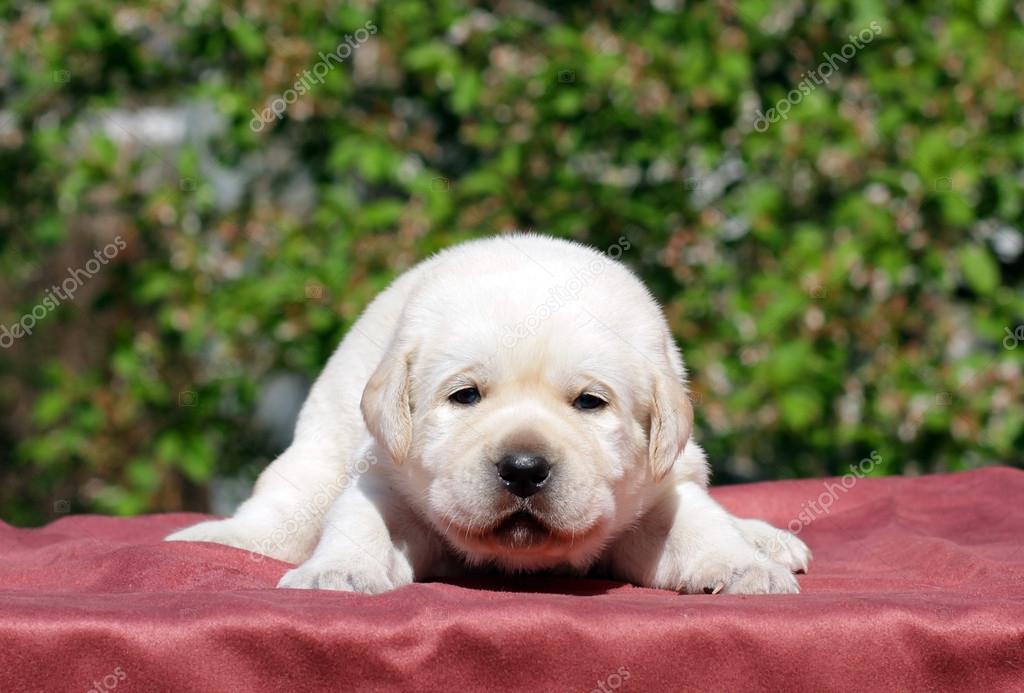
361,237,694,571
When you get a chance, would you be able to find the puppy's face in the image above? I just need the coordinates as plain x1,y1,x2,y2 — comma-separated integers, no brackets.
361,262,692,572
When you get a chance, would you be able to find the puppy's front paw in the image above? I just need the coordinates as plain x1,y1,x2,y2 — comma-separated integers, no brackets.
277,557,401,594
735,518,812,574
651,534,801,595
683,554,800,595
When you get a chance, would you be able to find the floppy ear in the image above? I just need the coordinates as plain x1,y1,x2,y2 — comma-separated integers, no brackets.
360,344,414,464
648,371,694,481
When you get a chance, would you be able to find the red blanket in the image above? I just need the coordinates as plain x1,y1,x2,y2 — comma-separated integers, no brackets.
2,467,1023,692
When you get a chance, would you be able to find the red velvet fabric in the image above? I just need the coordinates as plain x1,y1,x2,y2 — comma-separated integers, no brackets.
2,468,1023,692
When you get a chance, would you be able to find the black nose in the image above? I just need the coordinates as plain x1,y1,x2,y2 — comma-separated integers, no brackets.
496,453,551,498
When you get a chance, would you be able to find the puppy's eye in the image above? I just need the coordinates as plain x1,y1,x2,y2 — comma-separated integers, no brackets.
449,387,481,405
573,393,607,411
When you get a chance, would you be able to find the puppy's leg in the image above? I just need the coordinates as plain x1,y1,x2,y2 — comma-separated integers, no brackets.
166,259,424,562
278,469,447,593
165,330,383,562
165,441,348,563
608,481,802,594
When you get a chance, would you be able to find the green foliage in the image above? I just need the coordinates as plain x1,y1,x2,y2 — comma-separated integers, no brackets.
1,1,1022,525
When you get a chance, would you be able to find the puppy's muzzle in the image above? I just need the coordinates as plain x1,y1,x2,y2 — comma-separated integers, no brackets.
496,452,551,498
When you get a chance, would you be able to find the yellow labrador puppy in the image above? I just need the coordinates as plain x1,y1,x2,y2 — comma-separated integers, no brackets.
168,234,809,594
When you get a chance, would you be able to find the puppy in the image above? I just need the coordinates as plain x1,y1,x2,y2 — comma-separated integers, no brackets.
167,234,810,594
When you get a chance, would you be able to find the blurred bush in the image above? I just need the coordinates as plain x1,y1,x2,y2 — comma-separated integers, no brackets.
1,1,1022,525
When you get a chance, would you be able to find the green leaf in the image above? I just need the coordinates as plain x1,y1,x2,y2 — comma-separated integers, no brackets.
978,0,1009,26
959,246,999,295
227,17,265,59
33,392,68,427
779,389,823,431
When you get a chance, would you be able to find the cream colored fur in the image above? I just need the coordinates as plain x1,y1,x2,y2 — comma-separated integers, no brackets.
167,234,809,594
